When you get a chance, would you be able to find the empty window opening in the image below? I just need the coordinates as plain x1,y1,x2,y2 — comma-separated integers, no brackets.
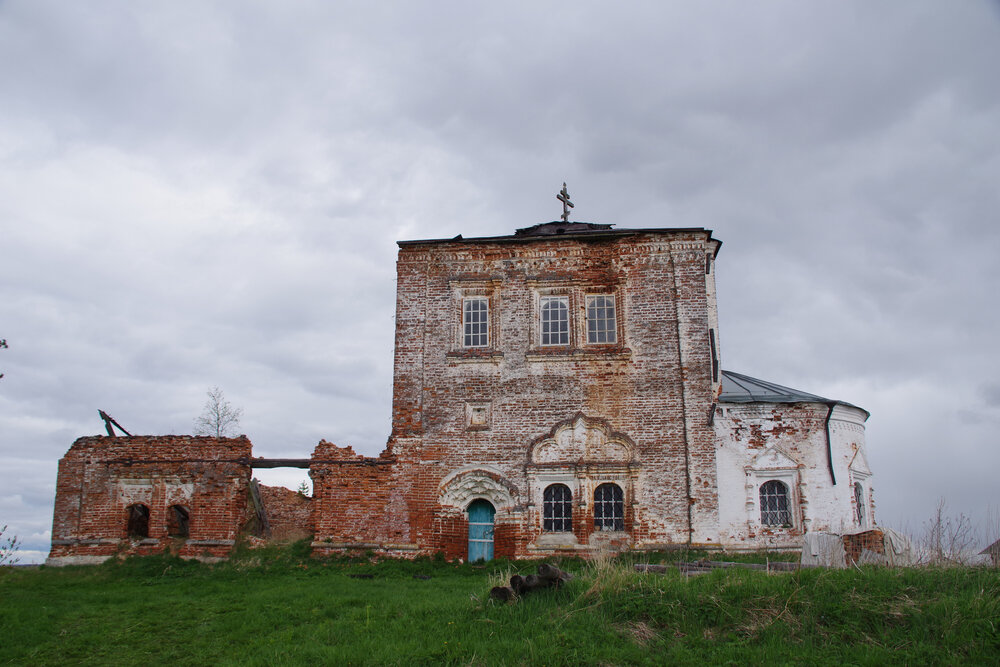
463,297,489,347
759,481,791,526
709,329,719,383
126,503,150,538
540,296,570,346
854,482,866,526
543,484,573,532
586,295,617,344
167,505,190,537
593,483,624,531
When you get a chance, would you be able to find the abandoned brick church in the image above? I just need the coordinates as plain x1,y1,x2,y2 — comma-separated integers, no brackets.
48,221,875,564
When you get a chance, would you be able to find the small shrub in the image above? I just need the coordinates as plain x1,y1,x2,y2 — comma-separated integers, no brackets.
0,525,20,566
921,498,977,566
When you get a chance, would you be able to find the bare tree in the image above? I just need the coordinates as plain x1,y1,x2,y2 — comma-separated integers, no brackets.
194,386,243,438
921,497,976,566
0,524,20,566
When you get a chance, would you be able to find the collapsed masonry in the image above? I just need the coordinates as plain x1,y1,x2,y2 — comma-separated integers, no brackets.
48,436,313,564
48,222,877,565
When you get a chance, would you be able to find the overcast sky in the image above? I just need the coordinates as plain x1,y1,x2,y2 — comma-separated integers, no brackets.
2,1,998,563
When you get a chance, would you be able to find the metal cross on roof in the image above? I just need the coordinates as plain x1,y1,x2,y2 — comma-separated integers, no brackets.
556,183,574,222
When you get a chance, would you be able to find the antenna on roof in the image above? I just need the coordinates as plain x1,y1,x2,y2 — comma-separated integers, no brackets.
556,183,574,222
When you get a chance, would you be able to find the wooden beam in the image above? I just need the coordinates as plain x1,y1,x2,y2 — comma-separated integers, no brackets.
250,458,312,469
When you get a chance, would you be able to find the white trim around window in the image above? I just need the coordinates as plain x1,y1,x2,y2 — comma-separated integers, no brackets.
539,296,570,346
585,294,617,344
462,297,489,347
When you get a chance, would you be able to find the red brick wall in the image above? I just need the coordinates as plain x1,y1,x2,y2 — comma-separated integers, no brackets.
379,230,722,557
48,435,252,564
49,229,730,563
843,529,885,565
309,440,411,554
256,485,313,541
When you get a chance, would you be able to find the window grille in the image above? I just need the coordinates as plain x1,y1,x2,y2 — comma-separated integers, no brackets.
593,483,624,531
586,295,617,344
540,296,569,346
463,297,489,347
759,480,791,526
543,484,573,532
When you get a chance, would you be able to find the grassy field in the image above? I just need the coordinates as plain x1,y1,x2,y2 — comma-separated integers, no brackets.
1,544,998,665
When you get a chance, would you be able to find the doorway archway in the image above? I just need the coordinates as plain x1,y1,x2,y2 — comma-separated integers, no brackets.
467,499,495,562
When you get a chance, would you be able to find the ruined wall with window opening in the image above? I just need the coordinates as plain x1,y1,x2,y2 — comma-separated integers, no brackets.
48,436,253,565
48,223,875,564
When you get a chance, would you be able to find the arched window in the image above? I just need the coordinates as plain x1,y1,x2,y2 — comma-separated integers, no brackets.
854,483,866,526
759,481,790,526
167,505,190,537
593,483,624,531
543,484,572,532
126,503,150,538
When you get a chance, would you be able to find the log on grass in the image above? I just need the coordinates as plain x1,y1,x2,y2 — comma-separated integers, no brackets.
490,563,573,602
489,585,517,602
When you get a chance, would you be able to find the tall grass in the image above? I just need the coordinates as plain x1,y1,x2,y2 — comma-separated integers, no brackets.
1,547,997,665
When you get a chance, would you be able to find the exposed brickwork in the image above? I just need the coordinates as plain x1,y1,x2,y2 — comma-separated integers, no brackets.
714,401,873,550
49,223,876,564
48,436,251,564
255,485,313,541
367,229,724,558
843,529,886,565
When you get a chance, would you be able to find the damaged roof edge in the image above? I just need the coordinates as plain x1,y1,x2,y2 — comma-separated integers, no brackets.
398,224,721,256
719,370,869,419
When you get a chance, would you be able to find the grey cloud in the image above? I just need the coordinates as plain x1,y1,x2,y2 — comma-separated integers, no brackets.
2,0,999,561
983,385,1000,408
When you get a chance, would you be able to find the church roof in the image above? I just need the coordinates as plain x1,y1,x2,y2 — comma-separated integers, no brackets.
514,221,614,236
397,223,720,254
720,370,868,417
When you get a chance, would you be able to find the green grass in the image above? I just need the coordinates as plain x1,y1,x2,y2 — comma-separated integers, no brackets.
1,545,997,665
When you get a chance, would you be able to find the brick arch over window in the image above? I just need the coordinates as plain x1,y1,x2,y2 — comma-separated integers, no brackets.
528,413,636,465
439,467,519,512
126,503,150,538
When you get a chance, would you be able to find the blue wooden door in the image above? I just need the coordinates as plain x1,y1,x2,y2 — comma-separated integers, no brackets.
467,499,495,562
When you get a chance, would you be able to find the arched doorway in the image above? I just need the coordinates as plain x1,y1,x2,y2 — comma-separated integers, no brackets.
467,499,495,562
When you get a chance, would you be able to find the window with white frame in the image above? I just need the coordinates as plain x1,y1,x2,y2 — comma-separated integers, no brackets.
593,483,624,531
540,296,569,346
854,482,866,526
463,297,489,347
759,480,791,526
543,484,573,532
586,295,616,344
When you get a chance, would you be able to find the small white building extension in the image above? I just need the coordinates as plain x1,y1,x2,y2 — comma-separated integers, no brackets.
714,370,874,549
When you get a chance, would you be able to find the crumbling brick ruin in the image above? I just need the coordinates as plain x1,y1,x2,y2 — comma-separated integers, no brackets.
49,436,251,564
48,221,876,564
